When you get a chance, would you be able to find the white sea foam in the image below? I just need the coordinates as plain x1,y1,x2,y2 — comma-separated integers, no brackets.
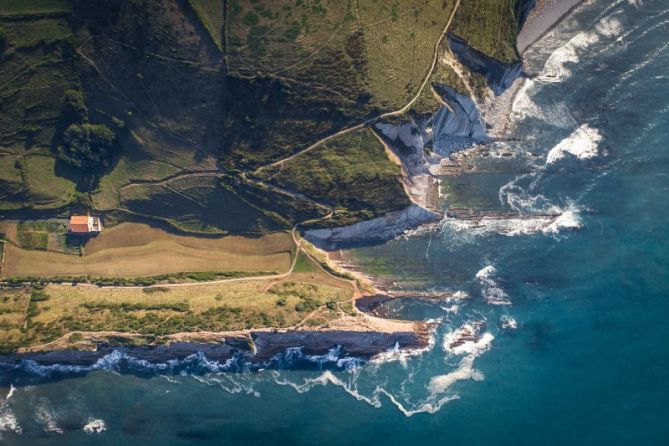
596,16,624,38
83,418,107,434
371,324,438,368
443,304,460,315
273,363,464,418
428,356,485,394
451,290,471,301
0,385,21,436
511,79,577,129
443,324,495,356
475,266,511,305
5,385,16,402
35,400,63,434
540,31,600,82
544,210,582,233
500,315,518,330
546,124,603,164
426,323,494,401
0,410,22,435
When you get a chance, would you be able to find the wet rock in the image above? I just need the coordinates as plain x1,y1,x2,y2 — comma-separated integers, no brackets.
305,204,441,250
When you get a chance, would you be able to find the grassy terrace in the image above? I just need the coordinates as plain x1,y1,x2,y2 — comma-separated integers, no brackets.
258,128,411,227
449,0,520,62
0,267,356,352
0,0,529,353
0,220,358,351
221,0,456,168
0,0,68,16
187,0,224,51
0,222,292,278
0,12,81,211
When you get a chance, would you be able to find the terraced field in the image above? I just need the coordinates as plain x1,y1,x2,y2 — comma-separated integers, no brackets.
0,0,530,351
0,241,356,351
0,222,292,278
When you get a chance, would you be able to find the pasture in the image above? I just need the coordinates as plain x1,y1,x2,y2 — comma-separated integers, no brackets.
0,222,293,278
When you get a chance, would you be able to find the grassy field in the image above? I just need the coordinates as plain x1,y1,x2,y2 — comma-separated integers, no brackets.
119,176,284,234
0,14,81,210
0,222,293,278
260,127,410,227
0,17,79,149
0,0,68,16
0,0,526,262
0,154,26,209
449,0,520,62
220,0,457,169
355,0,456,107
16,267,353,347
20,155,78,208
0,288,30,352
226,0,455,110
187,0,224,51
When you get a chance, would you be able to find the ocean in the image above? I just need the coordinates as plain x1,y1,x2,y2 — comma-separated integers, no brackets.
2,0,669,444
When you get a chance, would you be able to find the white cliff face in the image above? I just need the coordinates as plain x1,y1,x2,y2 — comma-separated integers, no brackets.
309,83,492,250
305,205,441,250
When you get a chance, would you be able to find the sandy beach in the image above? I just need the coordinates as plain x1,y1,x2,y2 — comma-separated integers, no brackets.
481,0,587,136
517,0,586,54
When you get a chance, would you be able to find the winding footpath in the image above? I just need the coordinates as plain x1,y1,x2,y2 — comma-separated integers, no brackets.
67,0,462,293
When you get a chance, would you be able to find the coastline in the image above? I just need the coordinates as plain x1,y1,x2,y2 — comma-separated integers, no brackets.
0,316,433,367
516,0,586,55
0,1,587,369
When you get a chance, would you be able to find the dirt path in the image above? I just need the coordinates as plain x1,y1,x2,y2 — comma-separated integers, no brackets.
71,0,461,294
253,0,461,175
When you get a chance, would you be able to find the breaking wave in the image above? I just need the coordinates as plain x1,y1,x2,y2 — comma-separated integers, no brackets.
6,347,377,382
35,398,63,434
0,388,22,437
271,316,496,417
476,266,511,305
546,124,603,164
83,418,107,434
439,211,582,241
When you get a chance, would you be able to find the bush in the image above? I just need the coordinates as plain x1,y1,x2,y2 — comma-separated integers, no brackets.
242,11,259,26
142,287,170,294
62,89,88,122
58,123,117,170
30,289,50,302
294,297,319,312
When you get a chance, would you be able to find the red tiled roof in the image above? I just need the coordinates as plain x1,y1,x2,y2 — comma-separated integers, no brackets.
70,215,89,225
70,224,90,233
70,215,90,233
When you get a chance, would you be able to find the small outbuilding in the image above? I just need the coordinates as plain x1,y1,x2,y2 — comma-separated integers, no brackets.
69,215,103,234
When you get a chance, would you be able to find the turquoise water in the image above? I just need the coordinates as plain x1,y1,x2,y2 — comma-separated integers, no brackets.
2,1,669,444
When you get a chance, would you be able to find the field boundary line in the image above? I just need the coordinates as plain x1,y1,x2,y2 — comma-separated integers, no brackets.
0,240,6,278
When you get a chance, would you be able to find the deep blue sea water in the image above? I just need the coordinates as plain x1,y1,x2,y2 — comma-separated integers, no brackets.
2,1,669,444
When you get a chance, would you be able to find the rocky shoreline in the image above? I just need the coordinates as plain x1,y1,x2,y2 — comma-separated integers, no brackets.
0,1,587,370
0,328,429,367
0,315,433,368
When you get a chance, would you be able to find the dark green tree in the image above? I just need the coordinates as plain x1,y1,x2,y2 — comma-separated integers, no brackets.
62,89,88,123
58,123,117,170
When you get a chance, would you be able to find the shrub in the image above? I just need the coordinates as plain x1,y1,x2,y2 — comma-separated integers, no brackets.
242,11,259,26
142,287,170,294
58,123,117,170
62,89,88,122
30,289,50,302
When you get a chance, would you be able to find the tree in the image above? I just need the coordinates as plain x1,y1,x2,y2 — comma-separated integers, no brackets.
62,89,88,123
58,123,117,170
0,30,7,62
